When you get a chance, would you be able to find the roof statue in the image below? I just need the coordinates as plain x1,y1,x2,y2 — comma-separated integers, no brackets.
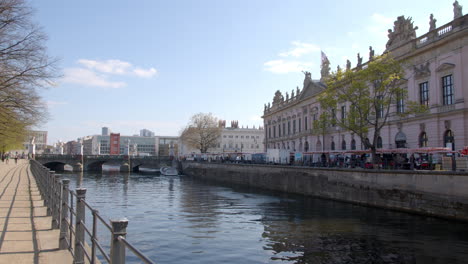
369,46,375,61
454,1,463,19
285,92,289,101
429,14,437,31
291,89,295,98
29,136,35,145
357,53,363,68
302,70,312,88
386,16,419,51
320,51,331,82
346,59,351,71
296,86,300,96
273,90,284,105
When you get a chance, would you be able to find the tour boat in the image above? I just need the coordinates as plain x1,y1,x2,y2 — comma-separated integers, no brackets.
160,166,178,176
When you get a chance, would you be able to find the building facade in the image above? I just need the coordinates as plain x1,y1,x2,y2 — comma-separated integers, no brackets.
179,121,265,155
80,128,178,156
263,11,468,155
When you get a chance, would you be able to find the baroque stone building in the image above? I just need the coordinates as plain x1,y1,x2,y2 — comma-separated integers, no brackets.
263,9,468,155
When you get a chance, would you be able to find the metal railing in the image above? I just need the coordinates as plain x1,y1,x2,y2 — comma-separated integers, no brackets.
30,160,155,264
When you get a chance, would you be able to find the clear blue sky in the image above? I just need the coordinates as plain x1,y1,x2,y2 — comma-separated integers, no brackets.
31,0,458,144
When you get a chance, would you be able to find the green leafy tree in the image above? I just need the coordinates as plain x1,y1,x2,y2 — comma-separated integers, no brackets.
180,113,222,153
318,53,427,162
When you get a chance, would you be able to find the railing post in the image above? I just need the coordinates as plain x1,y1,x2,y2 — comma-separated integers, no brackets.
110,218,129,264
74,188,87,264
52,174,62,229
59,179,70,249
46,170,55,216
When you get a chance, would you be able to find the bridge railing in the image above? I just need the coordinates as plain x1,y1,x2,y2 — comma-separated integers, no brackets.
30,160,155,264
35,154,171,160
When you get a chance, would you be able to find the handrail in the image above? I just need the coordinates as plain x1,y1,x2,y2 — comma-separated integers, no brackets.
118,236,154,264
29,160,155,264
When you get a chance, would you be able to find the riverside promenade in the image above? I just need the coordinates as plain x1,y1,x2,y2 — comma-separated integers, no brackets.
0,160,72,263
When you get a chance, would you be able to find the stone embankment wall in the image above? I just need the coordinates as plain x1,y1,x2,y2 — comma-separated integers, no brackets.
181,162,468,221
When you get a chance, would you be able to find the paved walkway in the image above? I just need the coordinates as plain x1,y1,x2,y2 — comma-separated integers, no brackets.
0,160,73,264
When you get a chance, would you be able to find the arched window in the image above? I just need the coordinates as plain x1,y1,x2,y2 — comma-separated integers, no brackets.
341,140,346,150
351,139,356,150
395,132,407,148
331,141,335,151
316,140,322,151
419,132,428,147
444,130,454,150
364,138,370,149
304,141,309,152
377,136,383,149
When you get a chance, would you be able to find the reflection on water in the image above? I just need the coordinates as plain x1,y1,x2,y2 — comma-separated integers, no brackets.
64,172,468,264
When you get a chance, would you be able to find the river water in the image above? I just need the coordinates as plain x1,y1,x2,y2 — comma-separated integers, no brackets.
65,171,468,264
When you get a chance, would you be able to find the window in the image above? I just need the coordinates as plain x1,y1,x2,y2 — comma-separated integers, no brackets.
268,127,271,139
396,93,404,114
223,135,226,138
293,120,296,134
341,140,346,150
442,75,454,105
288,121,291,135
377,136,383,148
331,141,335,150
377,96,384,118
351,139,356,150
341,105,346,121
419,132,428,147
298,118,301,132
419,82,429,106
444,130,454,150
241,136,244,139
304,117,308,131
273,125,276,138
282,123,285,137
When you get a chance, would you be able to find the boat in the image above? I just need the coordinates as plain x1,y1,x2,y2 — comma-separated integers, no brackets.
160,166,178,176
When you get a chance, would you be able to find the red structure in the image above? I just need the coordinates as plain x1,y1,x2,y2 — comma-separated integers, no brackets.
109,133,121,155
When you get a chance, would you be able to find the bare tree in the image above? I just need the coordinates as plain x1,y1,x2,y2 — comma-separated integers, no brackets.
180,113,222,153
0,0,57,150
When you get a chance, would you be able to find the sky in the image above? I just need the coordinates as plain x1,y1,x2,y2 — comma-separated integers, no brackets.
30,0,459,144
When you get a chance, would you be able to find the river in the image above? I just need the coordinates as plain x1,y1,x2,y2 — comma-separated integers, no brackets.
65,171,468,264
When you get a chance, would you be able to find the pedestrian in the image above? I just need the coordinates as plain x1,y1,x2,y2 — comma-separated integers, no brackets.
1,153,4,163
5,153,9,164
14,154,18,164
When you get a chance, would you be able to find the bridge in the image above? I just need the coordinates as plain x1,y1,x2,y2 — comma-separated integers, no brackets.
35,154,173,172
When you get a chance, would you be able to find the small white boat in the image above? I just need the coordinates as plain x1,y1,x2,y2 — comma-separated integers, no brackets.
160,166,178,176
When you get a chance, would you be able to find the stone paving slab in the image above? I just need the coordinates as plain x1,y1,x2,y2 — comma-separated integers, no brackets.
0,160,73,263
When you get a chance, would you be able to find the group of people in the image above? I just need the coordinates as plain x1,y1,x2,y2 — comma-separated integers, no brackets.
1,152,24,164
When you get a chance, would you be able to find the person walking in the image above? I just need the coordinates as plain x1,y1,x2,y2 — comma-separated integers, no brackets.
14,154,18,164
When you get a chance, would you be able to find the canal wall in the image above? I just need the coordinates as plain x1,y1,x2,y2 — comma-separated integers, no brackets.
181,162,468,221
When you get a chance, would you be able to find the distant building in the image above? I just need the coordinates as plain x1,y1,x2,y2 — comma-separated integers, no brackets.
102,127,110,136
109,133,121,155
179,120,265,155
140,129,155,137
80,128,178,156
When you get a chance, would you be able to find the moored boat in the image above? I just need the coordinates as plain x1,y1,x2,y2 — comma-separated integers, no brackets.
160,166,178,176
